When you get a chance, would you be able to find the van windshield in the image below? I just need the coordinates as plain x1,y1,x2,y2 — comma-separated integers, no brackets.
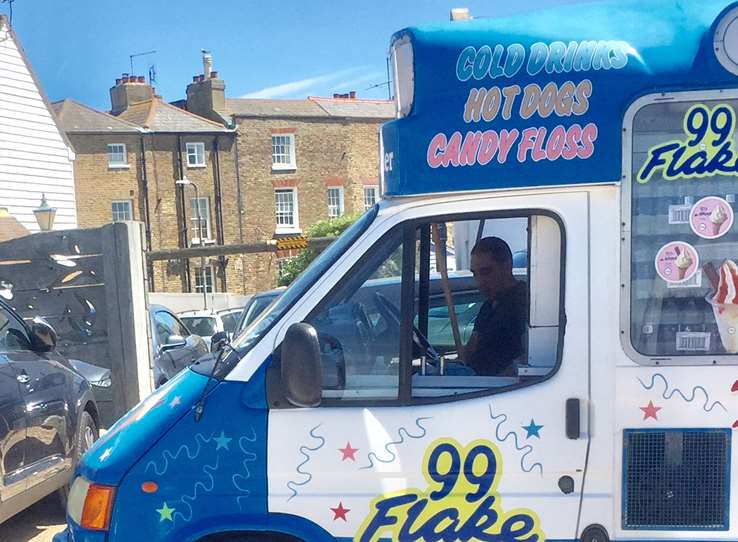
226,205,379,365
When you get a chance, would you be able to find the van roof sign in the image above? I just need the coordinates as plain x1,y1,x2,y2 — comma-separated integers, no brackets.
382,0,738,197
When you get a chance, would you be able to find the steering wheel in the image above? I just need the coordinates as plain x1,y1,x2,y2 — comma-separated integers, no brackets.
373,292,440,363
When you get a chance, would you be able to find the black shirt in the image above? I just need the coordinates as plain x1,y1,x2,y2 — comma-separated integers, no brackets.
467,280,527,376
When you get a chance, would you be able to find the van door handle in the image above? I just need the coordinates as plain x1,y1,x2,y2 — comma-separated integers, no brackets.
566,398,580,439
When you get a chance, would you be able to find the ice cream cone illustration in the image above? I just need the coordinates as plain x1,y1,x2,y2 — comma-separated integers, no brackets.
711,205,728,236
707,259,738,353
675,246,692,281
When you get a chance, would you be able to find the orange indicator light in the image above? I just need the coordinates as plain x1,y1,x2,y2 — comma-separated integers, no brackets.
80,484,116,531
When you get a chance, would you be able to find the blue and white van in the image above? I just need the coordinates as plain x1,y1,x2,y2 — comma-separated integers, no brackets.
56,1,738,540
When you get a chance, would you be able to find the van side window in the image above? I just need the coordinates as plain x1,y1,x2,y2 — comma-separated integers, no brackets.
411,215,562,399
628,98,738,361
305,227,405,401
303,212,563,404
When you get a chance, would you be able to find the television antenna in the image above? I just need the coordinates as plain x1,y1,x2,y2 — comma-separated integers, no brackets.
129,50,156,75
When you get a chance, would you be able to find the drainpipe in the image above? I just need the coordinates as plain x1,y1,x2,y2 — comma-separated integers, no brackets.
233,128,246,292
212,136,227,292
176,135,191,291
139,134,155,291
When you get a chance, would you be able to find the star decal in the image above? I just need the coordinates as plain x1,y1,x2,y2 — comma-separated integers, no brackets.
156,502,175,522
99,447,113,462
522,419,543,439
339,442,359,461
640,400,661,420
169,396,182,408
330,501,350,521
214,430,232,451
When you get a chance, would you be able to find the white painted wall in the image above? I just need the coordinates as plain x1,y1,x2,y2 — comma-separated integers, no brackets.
0,18,77,232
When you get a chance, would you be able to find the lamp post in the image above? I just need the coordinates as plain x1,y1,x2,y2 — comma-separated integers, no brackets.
33,194,57,231
175,177,207,310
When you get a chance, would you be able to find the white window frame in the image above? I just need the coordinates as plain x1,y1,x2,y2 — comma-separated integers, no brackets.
186,142,206,168
363,185,379,210
107,143,128,168
275,188,300,233
620,88,738,367
194,265,215,293
190,196,213,244
271,134,296,171
327,187,345,218
111,200,133,222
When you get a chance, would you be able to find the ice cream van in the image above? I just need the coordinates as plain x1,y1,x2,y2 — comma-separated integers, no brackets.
55,1,738,541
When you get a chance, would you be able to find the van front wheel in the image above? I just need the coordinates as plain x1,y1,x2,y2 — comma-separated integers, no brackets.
199,533,303,542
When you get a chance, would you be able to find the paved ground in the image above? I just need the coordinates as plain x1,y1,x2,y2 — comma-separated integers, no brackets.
0,495,66,542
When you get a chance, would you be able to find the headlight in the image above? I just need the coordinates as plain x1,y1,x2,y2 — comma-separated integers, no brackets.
391,35,414,118
68,476,116,531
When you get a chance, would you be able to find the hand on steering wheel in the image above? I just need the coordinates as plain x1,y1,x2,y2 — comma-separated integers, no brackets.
373,292,440,363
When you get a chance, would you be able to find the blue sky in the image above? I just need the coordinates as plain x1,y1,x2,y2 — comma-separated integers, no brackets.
5,0,582,111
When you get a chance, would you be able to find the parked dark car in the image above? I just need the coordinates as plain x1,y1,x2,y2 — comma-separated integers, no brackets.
0,298,99,523
149,304,208,387
235,287,286,335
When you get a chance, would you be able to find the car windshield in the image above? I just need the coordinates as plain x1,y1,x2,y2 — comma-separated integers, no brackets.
228,206,378,362
181,316,216,337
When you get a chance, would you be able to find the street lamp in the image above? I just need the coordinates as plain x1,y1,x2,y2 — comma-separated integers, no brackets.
33,194,56,231
175,177,207,310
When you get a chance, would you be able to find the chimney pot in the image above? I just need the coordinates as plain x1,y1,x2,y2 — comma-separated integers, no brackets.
115,78,121,85
210,70,218,79
138,75,145,83
197,74,204,82
333,93,339,98
349,90,356,99
192,75,198,82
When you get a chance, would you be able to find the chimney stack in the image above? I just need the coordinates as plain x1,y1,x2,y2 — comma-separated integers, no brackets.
110,72,154,115
186,52,225,123
202,50,213,79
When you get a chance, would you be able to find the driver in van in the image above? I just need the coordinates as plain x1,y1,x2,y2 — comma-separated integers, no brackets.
462,236,527,376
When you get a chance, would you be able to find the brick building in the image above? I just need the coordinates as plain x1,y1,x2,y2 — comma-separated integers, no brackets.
53,82,242,294
55,58,394,295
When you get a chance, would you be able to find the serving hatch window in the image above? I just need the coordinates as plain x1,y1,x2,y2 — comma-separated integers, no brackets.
629,96,738,359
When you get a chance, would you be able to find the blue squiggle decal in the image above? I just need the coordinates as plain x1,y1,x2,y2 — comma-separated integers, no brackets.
286,424,325,501
172,456,220,524
488,405,543,475
145,432,216,476
638,373,727,412
232,426,259,510
360,417,432,470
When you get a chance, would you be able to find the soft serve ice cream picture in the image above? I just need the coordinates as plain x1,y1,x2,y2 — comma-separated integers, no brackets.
705,260,738,353
690,196,734,239
655,241,699,283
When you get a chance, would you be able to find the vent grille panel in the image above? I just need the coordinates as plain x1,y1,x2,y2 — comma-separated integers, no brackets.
623,429,730,530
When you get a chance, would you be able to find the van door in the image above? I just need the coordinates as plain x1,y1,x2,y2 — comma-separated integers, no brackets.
268,192,590,542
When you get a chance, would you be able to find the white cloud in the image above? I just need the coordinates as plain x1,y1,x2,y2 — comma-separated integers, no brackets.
240,68,366,99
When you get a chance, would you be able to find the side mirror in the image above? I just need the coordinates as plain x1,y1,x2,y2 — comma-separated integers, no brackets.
210,331,228,352
282,322,322,407
30,317,57,352
160,335,187,353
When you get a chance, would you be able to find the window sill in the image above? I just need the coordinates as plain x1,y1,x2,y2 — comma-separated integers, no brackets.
186,164,207,169
272,164,296,172
108,164,130,169
275,227,302,235
191,238,216,245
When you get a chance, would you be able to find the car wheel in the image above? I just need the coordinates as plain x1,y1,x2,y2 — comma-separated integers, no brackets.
58,410,98,509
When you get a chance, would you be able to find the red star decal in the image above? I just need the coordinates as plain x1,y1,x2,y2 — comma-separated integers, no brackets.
339,442,359,461
640,400,661,420
330,502,350,521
